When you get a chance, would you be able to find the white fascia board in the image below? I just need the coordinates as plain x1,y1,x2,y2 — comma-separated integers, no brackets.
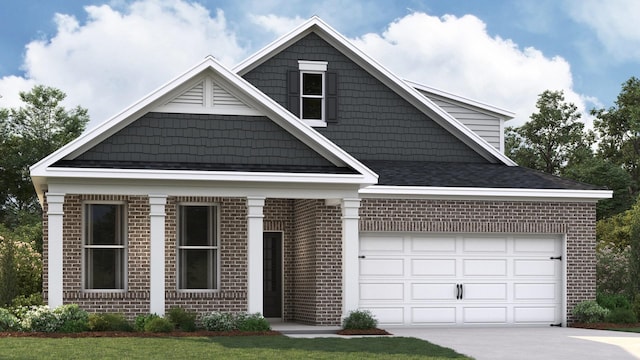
406,80,515,119
233,17,516,166
360,185,613,202
39,167,375,186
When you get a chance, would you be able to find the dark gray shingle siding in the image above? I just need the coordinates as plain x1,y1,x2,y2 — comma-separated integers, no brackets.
73,112,336,167
243,33,486,163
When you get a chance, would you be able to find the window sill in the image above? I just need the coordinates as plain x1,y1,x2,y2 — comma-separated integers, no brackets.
302,119,327,127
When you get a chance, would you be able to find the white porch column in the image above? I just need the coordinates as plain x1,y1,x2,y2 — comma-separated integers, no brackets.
341,198,361,318
246,196,265,314
46,193,65,309
149,195,167,315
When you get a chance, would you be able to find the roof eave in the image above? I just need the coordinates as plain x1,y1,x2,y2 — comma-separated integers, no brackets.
359,185,613,201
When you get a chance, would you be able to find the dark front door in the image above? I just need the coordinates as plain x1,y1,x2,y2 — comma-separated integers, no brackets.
263,232,282,318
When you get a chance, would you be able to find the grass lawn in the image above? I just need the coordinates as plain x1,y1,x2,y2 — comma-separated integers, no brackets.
0,335,471,359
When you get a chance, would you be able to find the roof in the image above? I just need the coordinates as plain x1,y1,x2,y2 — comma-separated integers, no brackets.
405,80,515,120
364,161,605,190
233,16,517,166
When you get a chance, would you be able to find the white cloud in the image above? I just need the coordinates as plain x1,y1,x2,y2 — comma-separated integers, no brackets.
249,14,306,36
0,0,247,128
566,0,640,62
350,12,587,127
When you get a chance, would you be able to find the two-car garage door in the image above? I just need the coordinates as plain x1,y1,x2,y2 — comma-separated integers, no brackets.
359,234,563,326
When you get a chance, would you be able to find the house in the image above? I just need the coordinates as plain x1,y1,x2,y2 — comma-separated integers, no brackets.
30,16,611,327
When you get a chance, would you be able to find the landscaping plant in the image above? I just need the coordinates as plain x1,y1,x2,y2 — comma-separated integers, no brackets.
143,317,174,333
572,300,610,323
342,310,378,330
166,307,197,332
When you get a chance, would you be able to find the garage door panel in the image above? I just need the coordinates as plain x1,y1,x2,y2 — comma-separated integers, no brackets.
412,283,456,300
361,259,404,276
464,259,507,276
463,237,507,253
514,237,557,253
514,283,558,300
360,236,404,252
360,283,404,300
463,307,507,323
412,307,456,324
412,259,456,276
463,283,507,300
411,236,456,252
514,260,556,276
363,307,404,325
514,307,557,323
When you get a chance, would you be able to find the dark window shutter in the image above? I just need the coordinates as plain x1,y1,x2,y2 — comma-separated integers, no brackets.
326,71,338,123
287,70,300,117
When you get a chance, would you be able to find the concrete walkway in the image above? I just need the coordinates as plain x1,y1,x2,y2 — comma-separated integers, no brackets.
388,327,640,360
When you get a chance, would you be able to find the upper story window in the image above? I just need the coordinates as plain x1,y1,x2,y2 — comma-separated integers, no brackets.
84,203,126,291
288,60,337,127
301,72,324,121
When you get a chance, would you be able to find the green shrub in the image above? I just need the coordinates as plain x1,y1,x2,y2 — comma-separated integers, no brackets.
606,308,638,324
633,295,640,320
87,313,133,332
572,300,610,323
342,310,378,330
202,312,236,331
237,313,270,332
54,304,89,333
597,292,631,310
10,293,43,309
21,305,60,332
144,317,173,333
134,313,161,332
167,307,197,332
0,308,20,331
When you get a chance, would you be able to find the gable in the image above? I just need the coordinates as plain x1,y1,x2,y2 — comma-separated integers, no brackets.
243,33,486,163
55,112,351,173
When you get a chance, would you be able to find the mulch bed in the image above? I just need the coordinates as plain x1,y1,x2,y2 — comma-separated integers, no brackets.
336,328,391,335
0,330,282,338
570,322,640,330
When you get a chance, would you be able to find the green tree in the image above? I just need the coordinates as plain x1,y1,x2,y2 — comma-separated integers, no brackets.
593,77,640,192
0,85,89,228
563,155,634,219
506,90,591,175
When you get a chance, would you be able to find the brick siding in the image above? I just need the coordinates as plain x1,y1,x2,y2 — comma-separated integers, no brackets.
43,194,595,325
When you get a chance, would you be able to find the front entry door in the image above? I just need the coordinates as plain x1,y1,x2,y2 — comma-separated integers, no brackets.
263,232,282,318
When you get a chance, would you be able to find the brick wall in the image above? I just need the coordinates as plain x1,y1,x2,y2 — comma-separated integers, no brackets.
45,194,249,319
359,198,597,322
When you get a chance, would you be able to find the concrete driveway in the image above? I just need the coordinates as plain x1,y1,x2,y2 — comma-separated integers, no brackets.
388,327,640,360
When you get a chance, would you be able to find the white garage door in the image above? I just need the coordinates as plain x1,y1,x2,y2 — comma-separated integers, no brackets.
359,234,563,326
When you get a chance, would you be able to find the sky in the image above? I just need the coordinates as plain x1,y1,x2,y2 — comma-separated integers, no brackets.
0,0,639,130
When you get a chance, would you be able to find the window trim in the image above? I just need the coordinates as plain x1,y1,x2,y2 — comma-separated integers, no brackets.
177,203,221,292
298,60,328,127
82,201,127,293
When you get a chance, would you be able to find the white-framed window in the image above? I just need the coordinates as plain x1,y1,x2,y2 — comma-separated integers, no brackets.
178,204,219,290
299,60,328,127
83,203,126,291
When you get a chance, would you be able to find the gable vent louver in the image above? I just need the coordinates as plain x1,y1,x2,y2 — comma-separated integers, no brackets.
172,81,205,106
157,76,258,116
